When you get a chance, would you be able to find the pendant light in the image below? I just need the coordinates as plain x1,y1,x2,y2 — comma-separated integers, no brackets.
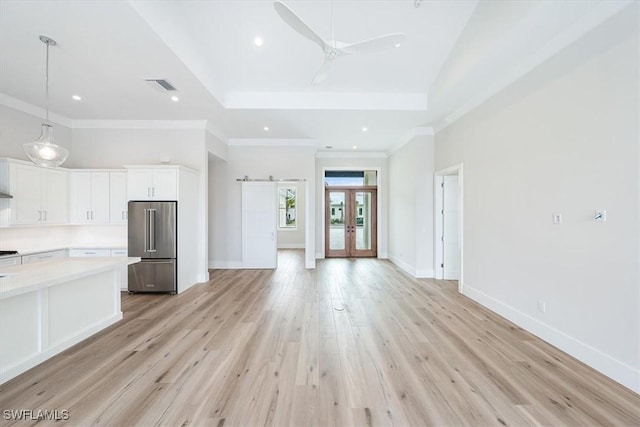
22,35,69,168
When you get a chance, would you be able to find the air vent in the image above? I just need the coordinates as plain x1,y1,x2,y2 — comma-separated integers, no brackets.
144,79,177,92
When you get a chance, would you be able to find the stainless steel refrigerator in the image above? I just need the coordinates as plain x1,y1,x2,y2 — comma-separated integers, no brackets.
128,201,177,293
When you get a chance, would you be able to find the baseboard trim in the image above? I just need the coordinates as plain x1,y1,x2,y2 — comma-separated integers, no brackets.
463,283,640,394
208,260,243,269
388,255,416,277
277,243,305,249
416,269,434,278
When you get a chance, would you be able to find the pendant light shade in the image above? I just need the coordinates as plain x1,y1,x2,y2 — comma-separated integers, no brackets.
22,35,69,168
23,124,69,167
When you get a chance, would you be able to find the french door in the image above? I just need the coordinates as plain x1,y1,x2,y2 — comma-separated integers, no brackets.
325,187,377,258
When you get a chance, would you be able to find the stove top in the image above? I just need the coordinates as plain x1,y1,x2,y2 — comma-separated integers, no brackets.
0,250,19,256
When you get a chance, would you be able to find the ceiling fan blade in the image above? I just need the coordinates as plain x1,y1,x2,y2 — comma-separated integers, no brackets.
341,33,406,55
311,60,332,85
274,1,327,51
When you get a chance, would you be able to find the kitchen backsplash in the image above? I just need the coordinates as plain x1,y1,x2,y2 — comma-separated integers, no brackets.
0,225,127,252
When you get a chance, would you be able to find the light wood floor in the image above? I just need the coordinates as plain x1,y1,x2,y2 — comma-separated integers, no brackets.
1,250,638,426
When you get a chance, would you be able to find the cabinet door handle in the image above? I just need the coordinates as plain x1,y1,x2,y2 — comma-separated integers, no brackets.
125,211,128,220
152,187,155,197
147,187,151,197
43,210,47,221
38,210,42,221
121,211,124,220
91,211,94,220
86,211,90,220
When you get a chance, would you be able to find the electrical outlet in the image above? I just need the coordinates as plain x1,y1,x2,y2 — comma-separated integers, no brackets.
553,213,562,224
537,300,546,313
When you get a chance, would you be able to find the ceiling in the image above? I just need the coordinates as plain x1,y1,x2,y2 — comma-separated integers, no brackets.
0,0,633,152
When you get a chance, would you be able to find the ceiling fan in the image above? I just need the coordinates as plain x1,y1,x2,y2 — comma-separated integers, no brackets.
273,1,406,84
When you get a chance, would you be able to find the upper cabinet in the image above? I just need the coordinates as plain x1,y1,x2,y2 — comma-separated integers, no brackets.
126,167,178,201
69,171,110,224
109,172,127,224
0,160,68,227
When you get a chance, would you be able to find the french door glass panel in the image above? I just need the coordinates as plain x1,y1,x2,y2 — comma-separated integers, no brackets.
354,192,372,251
328,191,346,251
325,188,376,258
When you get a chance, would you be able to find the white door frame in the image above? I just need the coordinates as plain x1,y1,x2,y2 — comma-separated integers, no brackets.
434,163,464,293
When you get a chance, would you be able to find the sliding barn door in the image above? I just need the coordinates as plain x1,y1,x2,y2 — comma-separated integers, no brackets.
242,182,277,269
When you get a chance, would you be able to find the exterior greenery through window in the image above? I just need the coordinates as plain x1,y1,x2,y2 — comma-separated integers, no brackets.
278,186,296,229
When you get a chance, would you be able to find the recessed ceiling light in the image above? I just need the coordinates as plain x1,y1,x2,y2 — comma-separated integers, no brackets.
254,37,263,47
263,126,269,131
72,95,81,101
171,95,179,102
395,43,401,48
352,145,358,150
362,127,368,132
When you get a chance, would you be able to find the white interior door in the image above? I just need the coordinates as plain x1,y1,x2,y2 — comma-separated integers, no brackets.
443,175,460,280
242,182,277,269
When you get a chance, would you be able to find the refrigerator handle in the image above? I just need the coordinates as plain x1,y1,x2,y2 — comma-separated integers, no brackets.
143,208,149,253
148,209,157,252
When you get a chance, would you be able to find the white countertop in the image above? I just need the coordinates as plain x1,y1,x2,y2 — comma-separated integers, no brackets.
0,257,140,300
0,246,128,258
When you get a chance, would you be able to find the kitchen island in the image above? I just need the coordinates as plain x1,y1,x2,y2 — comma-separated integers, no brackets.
0,256,140,384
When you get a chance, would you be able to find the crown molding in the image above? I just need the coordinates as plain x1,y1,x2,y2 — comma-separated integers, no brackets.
205,122,228,143
315,151,388,159
225,92,428,111
228,138,317,147
388,126,434,156
0,93,74,128
71,120,208,129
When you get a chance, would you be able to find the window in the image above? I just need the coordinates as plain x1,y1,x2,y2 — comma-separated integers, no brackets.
324,170,377,186
278,186,296,229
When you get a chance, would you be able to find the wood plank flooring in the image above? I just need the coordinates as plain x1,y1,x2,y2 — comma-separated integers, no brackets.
1,250,638,426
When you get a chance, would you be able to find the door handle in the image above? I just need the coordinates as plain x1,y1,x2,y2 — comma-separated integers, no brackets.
148,209,157,252
144,208,149,252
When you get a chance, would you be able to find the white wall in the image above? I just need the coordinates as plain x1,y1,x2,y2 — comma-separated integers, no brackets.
209,145,316,268
315,155,389,258
434,7,639,392
388,135,435,277
208,155,228,267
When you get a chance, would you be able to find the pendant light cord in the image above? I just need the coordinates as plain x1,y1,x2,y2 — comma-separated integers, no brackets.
44,39,50,126
331,0,335,48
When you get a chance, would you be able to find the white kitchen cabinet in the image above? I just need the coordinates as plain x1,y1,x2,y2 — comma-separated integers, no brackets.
109,172,128,224
126,168,177,201
68,248,111,257
69,171,110,224
21,249,67,264
0,256,21,268
0,160,68,226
